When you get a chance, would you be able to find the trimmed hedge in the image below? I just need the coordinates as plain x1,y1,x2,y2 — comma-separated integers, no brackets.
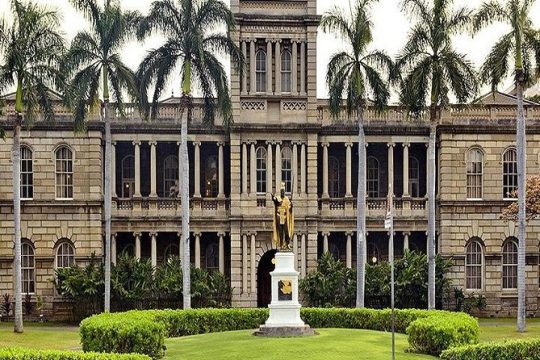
0,348,149,360
440,339,540,360
80,308,479,359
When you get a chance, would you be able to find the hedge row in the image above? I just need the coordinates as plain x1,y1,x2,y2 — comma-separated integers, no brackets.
0,348,149,360
80,308,479,359
440,339,540,360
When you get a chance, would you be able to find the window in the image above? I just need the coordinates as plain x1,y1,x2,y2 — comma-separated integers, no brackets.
367,156,380,197
465,238,483,290
205,156,218,197
163,155,178,197
121,155,135,198
255,49,266,92
281,49,292,92
205,243,219,271
409,156,420,197
503,148,517,199
21,241,35,294
502,238,518,289
21,146,33,199
329,156,340,198
163,243,179,262
55,146,73,199
256,146,267,194
56,242,75,269
281,146,292,193
466,148,483,199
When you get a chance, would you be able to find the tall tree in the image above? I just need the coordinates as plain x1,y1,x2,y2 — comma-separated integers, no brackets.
397,0,478,309
473,0,540,332
0,0,64,332
320,0,393,308
62,0,140,313
136,0,243,309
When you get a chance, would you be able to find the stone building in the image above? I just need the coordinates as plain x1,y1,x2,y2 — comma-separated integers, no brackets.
1,0,540,317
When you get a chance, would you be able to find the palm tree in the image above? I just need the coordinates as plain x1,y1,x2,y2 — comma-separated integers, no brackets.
0,0,64,333
473,0,540,332
320,0,393,308
62,0,140,313
136,0,243,309
397,0,477,309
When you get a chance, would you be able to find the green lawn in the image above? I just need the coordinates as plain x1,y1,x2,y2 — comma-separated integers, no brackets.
0,322,80,351
479,317,540,342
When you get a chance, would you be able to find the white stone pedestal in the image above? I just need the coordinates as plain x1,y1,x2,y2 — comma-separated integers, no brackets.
255,251,315,337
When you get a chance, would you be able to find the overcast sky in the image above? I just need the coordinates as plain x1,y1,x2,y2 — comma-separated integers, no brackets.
1,0,539,101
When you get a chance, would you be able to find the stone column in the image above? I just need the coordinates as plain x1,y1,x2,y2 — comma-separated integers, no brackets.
194,141,201,198
404,232,410,252
275,142,282,191
266,141,273,194
218,142,225,198
111,233,117,265
242,142,248,195
403,143,410,197
293,233,298,270
250,141,257,195
250,233,256,293
218,232,225,274
111,142,117,197
150,232,157,268
345,142,352,197
387,143,395,194
291,40,298,95
292,142,298,194
242,233,248,294
241,41,247,95
194,233,201,269
323,232,329,254
322,142,329,198
300,143,306,195
249,40,256,95
300,41,306,95
301,233,306,278
150,141,157,197
134,232,141,260
346,232,352,268
275,40,281,94
266,39,273,95
133,141,141,197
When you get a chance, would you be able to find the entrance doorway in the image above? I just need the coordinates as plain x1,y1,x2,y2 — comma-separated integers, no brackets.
257,249,277,307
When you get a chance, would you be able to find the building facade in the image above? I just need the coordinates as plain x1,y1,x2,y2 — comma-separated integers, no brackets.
1,0,540,317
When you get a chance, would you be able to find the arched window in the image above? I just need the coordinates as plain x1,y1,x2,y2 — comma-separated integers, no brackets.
466,148,483,199
121,155,135,198
409,156,420,197
21,146,33,199
465,238,483,289
55,146,73,199
502,238,518,289
205,156,218,197
367,156,379,198
205,243,219,271
281,49,292,92
281,146,292,193
163,243,180,262
255,49,266,92
163,155,178,197
368,243,380,264
56,241,75,269
21,241,35,294
256,146,267,194
503,148,517,199
329,156,340,198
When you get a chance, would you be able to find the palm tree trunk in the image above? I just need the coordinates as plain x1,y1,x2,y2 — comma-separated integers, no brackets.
13,114,23,333
427,107,437,310
356,104,366,308
180,96,191,309
103,100,112,313
516,78,527,332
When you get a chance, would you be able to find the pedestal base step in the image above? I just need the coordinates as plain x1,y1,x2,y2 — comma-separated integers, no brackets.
253,325,317,337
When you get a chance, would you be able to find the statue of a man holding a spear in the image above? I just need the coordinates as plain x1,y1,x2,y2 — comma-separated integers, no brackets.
271,182,294,250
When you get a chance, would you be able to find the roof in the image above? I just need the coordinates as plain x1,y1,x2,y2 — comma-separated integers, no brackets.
474,90,539,106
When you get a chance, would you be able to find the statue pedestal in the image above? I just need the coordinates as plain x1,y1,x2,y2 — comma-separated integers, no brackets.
254,251,315,337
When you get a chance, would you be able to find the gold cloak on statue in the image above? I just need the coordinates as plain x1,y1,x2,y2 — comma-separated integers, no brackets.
272,193,294,250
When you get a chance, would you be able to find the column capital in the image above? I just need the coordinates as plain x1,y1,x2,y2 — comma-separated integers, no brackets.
321,142,329,148
345,231,354,237
402,142,411,148
403,231,411,236
249,231,257,237
217,141,225,147
345,142,353,148
273,38,282,43
112,232,117,239
322,231,330,237
193,141,201,147
149,232,158,238
387,142,396,148
247,140,257,145
217,231,226,238
132,141,141,146
149,140,157,146
177,232,182,238
291,140,303,146
133,232,142,238
265,140,275,145
112,141,117,146
193,232,202,238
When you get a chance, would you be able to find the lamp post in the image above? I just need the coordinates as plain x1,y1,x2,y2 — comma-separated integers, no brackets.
385,184,395,360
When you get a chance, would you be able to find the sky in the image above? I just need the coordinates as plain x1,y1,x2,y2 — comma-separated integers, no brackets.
1,0,539,101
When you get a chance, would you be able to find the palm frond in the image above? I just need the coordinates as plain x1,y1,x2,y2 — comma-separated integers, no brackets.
472,1,507,34
479,33,513,90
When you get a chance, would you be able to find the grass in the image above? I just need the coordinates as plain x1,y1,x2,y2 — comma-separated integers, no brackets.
479,317,540,342
164,329,435,360
0,322,80,351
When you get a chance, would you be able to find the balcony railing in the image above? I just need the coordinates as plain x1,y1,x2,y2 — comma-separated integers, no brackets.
112,197,229,217
319,197,427,218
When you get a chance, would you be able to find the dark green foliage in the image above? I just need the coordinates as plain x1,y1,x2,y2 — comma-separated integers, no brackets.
191,268,232,308
441,339,540,360
0,348,149,360
1,293,12,317
453,288,487,314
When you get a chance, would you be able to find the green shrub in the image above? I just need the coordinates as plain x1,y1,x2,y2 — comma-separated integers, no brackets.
0,348,149,360
440,339,540,360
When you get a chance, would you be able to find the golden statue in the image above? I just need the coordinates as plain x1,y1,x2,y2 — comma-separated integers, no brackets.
272,182,294,250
